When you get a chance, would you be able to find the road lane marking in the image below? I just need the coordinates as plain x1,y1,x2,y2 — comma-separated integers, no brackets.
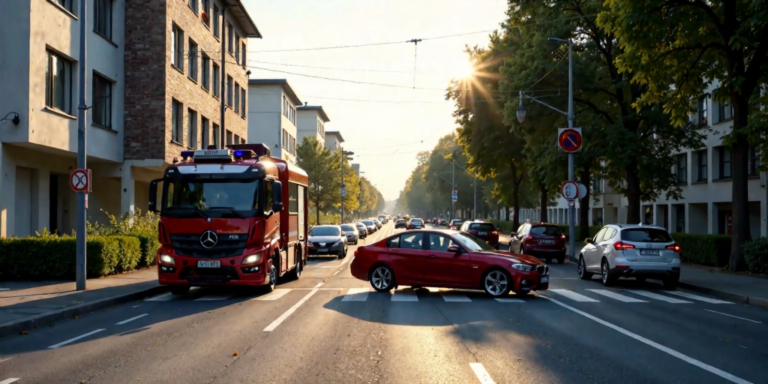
441,294,472,302
115,314,148,325
469,363,495,384
666,291,733,304
255,289,291,301
391,290,418,302
47,329,106,349
549,298,752,384
587,289,648,303
0,357,12,364
264,289,319,332
495,298,525,303
332,271,340,276
145,293,174,302
0,288,10,291
314,282,324,288
0,379,20,384
704,309,762,324
626,290,692,303
194,294,232,301
342,288,370,301
550,289,599,302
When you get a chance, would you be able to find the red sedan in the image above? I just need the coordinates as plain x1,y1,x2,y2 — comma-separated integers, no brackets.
351,229,549,297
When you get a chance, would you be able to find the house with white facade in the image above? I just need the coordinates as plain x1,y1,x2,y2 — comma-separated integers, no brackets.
324,131,345,152
296,103,329,148
247,79,302,163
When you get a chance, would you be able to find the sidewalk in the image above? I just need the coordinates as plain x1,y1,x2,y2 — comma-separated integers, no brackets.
498,234,768,309
0,268,165,339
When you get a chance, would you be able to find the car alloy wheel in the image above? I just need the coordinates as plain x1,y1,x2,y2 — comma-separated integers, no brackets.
371,266,394,291
484,270,510,297
578,256,592,280
601,259,614,287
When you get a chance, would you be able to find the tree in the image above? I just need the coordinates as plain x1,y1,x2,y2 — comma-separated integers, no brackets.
336,151,360,219
599,0,768,270
296,137,339,224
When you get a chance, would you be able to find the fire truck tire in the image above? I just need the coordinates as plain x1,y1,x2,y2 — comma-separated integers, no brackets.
289,248,302,280
264,254,278,293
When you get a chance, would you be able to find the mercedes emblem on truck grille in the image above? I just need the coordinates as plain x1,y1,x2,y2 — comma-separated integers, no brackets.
200,230,218,248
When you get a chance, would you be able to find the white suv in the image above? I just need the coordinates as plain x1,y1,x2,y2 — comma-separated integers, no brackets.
577,224,681,288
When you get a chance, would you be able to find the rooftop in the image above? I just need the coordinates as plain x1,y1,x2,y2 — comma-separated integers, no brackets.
297,105,330,122
223,0,262,38
248,79,302,105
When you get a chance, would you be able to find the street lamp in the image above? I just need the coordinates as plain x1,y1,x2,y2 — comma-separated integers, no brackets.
341,150,354,223
516,37,577,262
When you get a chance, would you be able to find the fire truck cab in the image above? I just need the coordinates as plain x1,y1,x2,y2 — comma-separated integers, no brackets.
148,143,308,294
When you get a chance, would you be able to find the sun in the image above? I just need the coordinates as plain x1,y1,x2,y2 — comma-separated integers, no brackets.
451,60,475,79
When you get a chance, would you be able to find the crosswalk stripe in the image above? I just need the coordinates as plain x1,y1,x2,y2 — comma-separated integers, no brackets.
391,290,418,302
550,289,600,302
194,294,232,301
255,289,292,301
441,294,472,302
587,289,648,303
145,293,174,301
342,288,370,301
626,290,692,303
665,291,733,304
495,298,525,303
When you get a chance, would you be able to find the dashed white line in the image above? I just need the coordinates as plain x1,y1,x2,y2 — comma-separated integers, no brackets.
314,282,324,288
255,288,292,301
115,314,148,325
0,378,21,384
704,309,762,324
441,294,472,302
549,298,752,384
550,289,600,302
342,288,370,301
145,293,174,302
626,290,692,303
264,289,319,332
587,289,648,303
332,270,340,276
0,288,10,291
469,363,495,384
391,291,418,302
0,357,12,364
495,298,525,303
47,329,106,349
666,291,733,304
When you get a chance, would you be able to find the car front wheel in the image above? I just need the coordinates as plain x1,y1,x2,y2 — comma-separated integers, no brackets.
482,269,511,297
370,265,396,292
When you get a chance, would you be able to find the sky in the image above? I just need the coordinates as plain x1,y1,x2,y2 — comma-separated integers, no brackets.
241,0,508,201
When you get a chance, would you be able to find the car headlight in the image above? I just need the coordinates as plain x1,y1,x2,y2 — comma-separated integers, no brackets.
160,254,176,264
244,253,262,264
511,264,533,272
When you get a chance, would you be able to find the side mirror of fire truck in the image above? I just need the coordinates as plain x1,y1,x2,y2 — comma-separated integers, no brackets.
148,178,163,213
272,181,284,212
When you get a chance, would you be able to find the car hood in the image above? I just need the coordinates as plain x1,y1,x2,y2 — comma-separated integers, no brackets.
308,236,341,243
475,250,544,265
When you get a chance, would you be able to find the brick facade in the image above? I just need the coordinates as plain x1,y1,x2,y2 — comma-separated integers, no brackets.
125,0,250,164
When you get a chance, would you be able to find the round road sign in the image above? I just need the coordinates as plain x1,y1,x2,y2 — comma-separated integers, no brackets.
561,181,579,200
70,169,90,193
558,129,582,153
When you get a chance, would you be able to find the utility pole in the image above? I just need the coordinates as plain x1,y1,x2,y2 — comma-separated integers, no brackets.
407,39,422,89
452,161,455,219
75,0,89,291
566,39,576,263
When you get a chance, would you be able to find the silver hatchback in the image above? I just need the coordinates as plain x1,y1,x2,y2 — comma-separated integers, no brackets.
577,224,681,288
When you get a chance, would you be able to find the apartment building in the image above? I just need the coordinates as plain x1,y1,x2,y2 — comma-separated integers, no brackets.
296,103,329,148
0,0,259,238
351,163,360,178
325,131,345,152
247,79,301,163
516,81,768,238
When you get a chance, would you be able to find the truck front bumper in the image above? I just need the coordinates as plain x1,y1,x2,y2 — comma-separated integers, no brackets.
156,247,272,287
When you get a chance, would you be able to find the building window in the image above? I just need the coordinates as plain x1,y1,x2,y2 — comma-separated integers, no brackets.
189,0,198,14
591,178,603,193
235,35,240,64
240,88,246,117
241,42,247,67
56,0,75,14
676,154,687,183
282,129,287,148
201,0,210,27
718,146,732,179
234,134,240,144
212,63,220,97
201,53,210,90
697,96,708,127
94,0,112,39
212,123,220,148
234,83,240,113
695,149,707,182
188,109,198,148
226,130,233,145
282,96,296,125
718,100,733,122
201,116,210,148
172,25,184,71
172,100,183,143
226,76,233,106
748,146,759,177
227,23,234,54
213,5,220,38
241,137,246,144
45,51,73,114
92,73,112,128
188,39,198,81
291,136,296,155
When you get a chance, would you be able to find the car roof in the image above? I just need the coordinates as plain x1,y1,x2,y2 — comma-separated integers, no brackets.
312,225,340,228
611,223,668,231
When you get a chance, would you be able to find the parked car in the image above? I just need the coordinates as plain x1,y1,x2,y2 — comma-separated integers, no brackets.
378,215,388,224
361,220,377,233
508,222,566,264
308,225,348,258
351,229,549,297
577,224,681,288
341,223,360,245
394,219,407,229
408,218,425,230
439,218,448,226
355,222,369,239
460,220,500,249
374,218,383,229
448,219,464,230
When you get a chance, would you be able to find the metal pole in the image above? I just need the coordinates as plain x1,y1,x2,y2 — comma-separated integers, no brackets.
473,176,477,220
567,39,576,263
452,161,455,219
341,153,344,223
75,0,88,290
219,6,229,148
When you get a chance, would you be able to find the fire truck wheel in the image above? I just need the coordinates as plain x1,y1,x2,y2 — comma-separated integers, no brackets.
264,258,278,293
289,250,302,280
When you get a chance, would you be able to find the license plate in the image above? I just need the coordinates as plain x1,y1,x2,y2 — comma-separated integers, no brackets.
479,232,487,236
319,248,328,252
540,276,549,284
540,240,554,244
198,260,220,268
640,250,660,256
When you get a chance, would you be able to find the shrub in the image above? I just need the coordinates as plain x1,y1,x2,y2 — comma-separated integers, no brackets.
309,213,342,225
672,233,731,267
134,234,161,267
88,209,160,267
743,237,768,274
112,236,142,272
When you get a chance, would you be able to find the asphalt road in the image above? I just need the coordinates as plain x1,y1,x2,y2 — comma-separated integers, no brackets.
1,222,767,384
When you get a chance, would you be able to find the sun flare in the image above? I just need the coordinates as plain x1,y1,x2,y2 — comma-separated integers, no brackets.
452,60,475,79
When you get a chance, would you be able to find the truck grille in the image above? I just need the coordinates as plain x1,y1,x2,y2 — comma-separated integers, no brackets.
171,233,247,258
179,266,240,282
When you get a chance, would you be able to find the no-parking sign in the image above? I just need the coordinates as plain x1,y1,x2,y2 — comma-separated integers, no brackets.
70,169,92,193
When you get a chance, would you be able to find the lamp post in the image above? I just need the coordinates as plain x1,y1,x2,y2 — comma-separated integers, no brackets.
452,161,478,220
341,150,354,223
516,37,576,262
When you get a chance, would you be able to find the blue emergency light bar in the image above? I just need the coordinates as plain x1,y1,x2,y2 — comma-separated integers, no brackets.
180,150,195,159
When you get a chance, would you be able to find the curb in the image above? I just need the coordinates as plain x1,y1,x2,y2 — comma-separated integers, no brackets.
678,282,768,310
0,285,168,339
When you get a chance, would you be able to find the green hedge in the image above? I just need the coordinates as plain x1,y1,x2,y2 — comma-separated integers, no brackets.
132,234,161,267
0,235,143,280
671,233,731,267
743,237,768,274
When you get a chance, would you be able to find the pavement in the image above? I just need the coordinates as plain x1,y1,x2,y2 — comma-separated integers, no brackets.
0,223,766,383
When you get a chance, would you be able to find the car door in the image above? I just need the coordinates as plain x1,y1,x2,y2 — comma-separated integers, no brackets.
509,224,528,252
387,232,428,284
586,228,611,271
425,233,474,287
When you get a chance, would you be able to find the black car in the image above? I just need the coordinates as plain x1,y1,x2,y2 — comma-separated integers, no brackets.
394,219,407,229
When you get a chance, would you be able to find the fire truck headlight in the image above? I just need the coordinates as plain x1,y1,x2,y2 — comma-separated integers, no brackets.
244,253,262,264
160,254,176,265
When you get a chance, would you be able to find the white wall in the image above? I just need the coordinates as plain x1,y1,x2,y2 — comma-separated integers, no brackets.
247,84,298,162
297,109,324,147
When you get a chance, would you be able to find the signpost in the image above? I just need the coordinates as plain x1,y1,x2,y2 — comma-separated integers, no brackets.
341,185,346,198
558,128,582,153
70,169,91,193
451,190,458,202
561,181,579,200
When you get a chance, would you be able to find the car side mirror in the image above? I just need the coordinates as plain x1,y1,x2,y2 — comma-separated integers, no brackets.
272,181,283,212
447,244,461,253
148,178,163,213
585,238,593,244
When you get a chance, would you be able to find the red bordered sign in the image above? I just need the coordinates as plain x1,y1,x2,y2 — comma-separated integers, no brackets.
558,128,583,153
561,181,579,200
70,169,92,193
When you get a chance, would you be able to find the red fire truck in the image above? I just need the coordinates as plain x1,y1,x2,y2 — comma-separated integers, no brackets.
148,144,308,294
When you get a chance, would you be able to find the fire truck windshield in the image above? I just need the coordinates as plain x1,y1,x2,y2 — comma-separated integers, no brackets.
164,177,260,213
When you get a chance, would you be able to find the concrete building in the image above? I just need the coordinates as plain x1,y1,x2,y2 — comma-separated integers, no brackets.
515,81,767,237
0,0,259,238
296,103,329,147
324,131,345,152
351,163,360,177
247,79,301,163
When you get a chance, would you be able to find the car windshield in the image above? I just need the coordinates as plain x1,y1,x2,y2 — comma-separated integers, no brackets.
469,223,495,231
310,226,340,236
340,225,355,231
452,232,495,251
530,226,562,236
165,177,259,211
411,219,423,224
621,228,673,243
362,220,374,225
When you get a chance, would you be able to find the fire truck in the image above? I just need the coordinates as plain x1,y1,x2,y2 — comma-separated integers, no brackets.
148,144,308,294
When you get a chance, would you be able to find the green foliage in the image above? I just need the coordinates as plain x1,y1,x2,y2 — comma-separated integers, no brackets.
297,137,342,219
672,233,732,267
309,213,341,226
87,209,160,267
743,238,768,275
